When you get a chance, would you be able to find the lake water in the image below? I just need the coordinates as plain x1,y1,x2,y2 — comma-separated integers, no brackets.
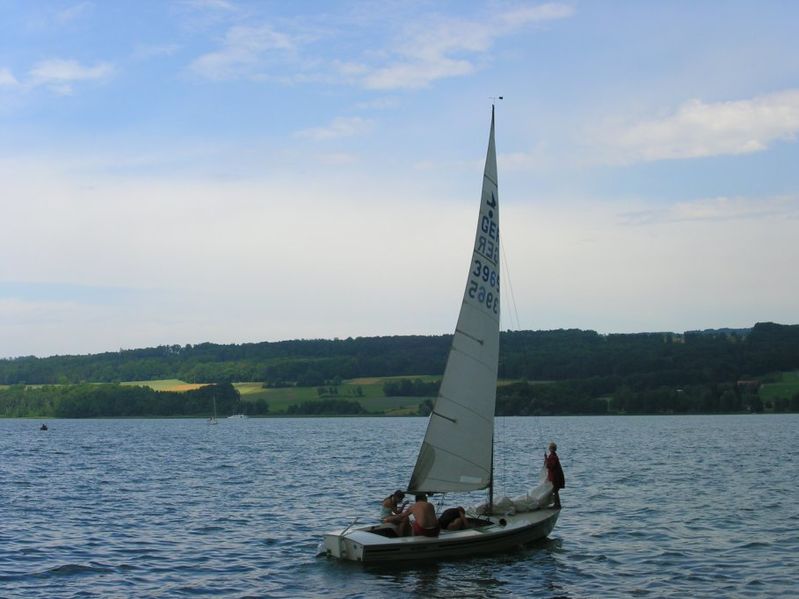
1,415,797,598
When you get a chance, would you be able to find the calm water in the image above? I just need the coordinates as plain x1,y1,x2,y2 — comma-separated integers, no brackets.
1,415,797,598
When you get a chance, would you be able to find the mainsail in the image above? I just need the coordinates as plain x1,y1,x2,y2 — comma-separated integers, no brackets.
408,108,500,494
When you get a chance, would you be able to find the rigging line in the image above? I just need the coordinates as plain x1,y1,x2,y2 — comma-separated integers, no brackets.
500,230,546,483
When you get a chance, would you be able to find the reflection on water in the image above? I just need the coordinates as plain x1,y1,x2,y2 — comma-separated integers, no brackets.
1,415,797,597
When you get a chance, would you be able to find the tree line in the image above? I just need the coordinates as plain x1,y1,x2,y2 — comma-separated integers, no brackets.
0,383,268,418
3,323,797,387
1,322,798,416
383,379,439,397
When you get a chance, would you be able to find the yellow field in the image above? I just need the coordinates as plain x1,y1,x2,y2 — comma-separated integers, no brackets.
121,379,208,392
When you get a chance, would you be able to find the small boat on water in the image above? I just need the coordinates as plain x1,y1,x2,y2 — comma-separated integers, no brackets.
208,396,218,425
227,414,248,419
322,106,560,563
40,424,48,431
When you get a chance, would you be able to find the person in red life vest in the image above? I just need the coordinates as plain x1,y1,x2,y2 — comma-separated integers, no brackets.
545,441,565,509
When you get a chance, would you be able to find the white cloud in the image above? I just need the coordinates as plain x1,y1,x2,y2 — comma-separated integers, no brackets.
182,0,236,10
621,195,799,225
295,116,373,141
496,3,576,27
363,3,575,90
189,24,295,80
599,89,799,163
499,149,549,172
501,196,799,334
355,96,400,110
0,159,475,356
364,57,474,90
315,152,359,165
0,67,19,87
56,2,94,24
28,58,114,94
133,43,180,61
186,4,573,88
1,151,796,356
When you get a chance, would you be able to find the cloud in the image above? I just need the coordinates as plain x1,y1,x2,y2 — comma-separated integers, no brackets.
56,2,94,24
363,3,575,90
315,152,359,165
501,197,799,335
181,0,236,10
28,58,114,95
355,96,400,110
187,3,573,88
599,89,799,163
133,43,180,61
621,195,799,226
189,24,295,80
0,160,478,356
294,116,373,141
0,67,20,87
499,149,550,172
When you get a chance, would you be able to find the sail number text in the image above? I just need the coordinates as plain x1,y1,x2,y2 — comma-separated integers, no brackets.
476,216,499,263
469,259,499,314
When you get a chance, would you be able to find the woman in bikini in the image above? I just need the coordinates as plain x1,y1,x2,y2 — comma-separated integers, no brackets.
380,490,410,536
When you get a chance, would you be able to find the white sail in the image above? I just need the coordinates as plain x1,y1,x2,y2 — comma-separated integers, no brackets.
408,108,500,494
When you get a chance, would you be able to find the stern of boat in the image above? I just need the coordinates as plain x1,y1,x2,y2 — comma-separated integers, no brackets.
323,530,365,561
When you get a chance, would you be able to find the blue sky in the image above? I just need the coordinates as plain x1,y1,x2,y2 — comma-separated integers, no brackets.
1,0,797,358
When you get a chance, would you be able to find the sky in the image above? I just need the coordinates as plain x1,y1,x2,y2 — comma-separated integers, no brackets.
1,0,798,359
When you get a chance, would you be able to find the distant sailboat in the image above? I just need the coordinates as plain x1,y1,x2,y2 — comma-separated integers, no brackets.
322,106,559,563
208,396,218,425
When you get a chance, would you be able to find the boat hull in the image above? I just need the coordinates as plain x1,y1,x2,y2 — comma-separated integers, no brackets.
323,508,559,563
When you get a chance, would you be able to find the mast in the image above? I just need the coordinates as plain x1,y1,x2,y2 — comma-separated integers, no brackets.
488,434,494,514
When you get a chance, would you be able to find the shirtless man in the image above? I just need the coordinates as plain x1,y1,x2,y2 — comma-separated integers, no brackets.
403,494,440,537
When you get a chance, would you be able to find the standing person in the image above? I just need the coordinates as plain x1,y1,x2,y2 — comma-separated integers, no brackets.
545,441,565,509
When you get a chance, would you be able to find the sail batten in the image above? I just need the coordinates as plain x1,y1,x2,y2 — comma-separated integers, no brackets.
435,394,494,422
408,109,500,495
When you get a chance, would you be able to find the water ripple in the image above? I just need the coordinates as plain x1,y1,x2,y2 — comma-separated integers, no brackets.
1,415,798,597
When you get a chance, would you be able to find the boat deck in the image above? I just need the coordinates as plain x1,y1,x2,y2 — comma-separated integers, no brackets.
323,508,560,563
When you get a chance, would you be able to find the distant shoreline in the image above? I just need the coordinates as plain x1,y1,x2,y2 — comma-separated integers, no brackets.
5,412,795,420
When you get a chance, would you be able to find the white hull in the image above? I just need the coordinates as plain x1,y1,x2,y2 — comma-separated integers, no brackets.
323,509,559,563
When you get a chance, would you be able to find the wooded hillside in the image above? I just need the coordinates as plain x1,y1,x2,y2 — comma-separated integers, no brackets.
2,322,798,416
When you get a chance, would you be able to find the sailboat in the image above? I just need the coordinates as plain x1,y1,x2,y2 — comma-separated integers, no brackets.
208,396,218,425
322,107,560,563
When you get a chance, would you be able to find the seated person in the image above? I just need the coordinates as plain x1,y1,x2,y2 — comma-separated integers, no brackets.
404,494,440,537
438,506,472,531
381,490,410,536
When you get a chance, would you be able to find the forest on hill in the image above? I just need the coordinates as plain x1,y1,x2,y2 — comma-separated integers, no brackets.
1,322,798,416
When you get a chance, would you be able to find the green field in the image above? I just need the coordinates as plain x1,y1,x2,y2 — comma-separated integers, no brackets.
117,371,799,414
759,371,799,401
0,377,433,415
234,376,436,414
